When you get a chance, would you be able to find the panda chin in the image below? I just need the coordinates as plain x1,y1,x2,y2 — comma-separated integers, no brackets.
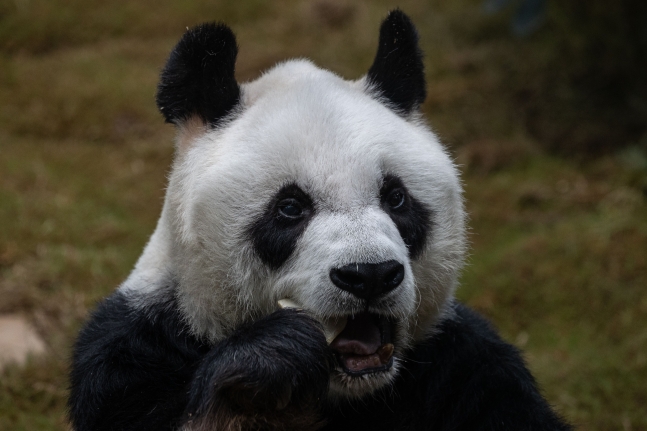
330,312,395,376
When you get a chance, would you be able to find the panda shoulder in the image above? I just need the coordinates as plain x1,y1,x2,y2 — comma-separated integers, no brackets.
414,303,530,377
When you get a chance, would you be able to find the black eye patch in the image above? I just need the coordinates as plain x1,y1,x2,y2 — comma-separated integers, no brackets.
248,184,315,270
380,175,431,260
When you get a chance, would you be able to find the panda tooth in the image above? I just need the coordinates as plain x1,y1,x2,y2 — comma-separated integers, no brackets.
322,315,347,344
377,343,395,363
277,299,346,345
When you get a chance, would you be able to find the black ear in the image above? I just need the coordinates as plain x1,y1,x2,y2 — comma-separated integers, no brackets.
156,23,240,126
366,10,426,115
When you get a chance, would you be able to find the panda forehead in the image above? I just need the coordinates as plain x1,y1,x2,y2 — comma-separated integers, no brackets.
203,119,410,209
201,134,385,210
222,69,413,152
237,61,413,146
241,60,362,106
191,61,454,210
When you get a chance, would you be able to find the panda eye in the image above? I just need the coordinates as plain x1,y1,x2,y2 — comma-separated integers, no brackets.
278,198,304,219
386,189,406,210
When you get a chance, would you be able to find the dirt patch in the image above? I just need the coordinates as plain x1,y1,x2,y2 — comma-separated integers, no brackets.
0,314,46,369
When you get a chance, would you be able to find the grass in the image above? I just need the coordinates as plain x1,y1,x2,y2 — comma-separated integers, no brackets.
1,0,646,430
460,154,647,429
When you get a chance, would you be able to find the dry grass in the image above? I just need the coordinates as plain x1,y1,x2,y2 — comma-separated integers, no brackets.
1,0,646,430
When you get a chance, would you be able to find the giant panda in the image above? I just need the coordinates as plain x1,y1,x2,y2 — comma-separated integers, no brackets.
69,10,572,431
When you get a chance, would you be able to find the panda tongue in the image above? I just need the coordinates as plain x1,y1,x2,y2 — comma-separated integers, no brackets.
330,312,381,356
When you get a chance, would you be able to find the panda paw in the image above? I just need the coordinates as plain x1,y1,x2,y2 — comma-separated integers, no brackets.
184,309,332,430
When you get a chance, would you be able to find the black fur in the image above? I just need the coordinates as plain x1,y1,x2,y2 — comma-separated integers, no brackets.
69,293,330,431
248,183,316,270
69,294,571,430
183,309,332,429
380,174,431,259
156,22,240,126
68,289,209,431
367,10,427,115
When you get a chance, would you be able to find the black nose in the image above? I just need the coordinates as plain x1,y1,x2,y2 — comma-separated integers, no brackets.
329,260,405,300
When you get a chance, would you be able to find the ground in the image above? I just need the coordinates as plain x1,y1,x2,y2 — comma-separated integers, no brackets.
0,0,646,430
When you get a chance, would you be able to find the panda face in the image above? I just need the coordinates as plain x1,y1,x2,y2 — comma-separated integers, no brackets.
124,15,466,399
163,61,465,397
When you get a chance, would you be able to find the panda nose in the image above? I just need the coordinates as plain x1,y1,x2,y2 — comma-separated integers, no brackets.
329,261,405,300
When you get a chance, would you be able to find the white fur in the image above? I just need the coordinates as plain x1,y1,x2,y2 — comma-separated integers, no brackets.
120,60,467,396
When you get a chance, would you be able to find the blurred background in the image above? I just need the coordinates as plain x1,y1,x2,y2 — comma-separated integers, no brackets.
0,0,645,429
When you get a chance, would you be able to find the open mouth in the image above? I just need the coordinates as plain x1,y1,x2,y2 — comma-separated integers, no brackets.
329,312,394,375
276,300,395,376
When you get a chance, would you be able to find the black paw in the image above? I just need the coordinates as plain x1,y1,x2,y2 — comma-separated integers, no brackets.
184,309,332,428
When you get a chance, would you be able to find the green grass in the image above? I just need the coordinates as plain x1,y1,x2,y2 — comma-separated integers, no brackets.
460,155,647,429
1,1,646,430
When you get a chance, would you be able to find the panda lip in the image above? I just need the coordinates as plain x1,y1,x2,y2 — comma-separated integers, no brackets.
329,312,394,375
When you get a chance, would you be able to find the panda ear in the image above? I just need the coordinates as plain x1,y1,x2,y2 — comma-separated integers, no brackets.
366,10,426,115
156,23,240,127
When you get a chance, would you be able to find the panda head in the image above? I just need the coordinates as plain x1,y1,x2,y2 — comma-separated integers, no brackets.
127,10,466,398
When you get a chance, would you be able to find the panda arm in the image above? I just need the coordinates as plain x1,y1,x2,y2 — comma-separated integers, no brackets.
182,309,332,430
68,291,207,431
70,292,331,431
